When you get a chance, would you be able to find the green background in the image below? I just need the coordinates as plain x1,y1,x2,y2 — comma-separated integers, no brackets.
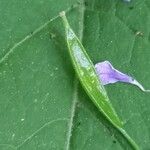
0,0,150,149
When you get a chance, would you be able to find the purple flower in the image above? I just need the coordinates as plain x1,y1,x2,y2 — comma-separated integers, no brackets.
95,61,150,92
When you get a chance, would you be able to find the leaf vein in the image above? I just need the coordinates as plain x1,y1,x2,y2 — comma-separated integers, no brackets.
65,78,78,150
0,5,76,65
16,118,68,149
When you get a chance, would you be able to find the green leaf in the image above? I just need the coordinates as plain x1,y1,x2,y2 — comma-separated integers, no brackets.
0,0,150,150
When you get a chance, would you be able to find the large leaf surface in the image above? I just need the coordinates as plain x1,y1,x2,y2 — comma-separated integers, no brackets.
0,0,150,150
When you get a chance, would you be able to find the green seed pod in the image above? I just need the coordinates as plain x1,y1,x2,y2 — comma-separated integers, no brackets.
60,11,139,150
60,11,122,128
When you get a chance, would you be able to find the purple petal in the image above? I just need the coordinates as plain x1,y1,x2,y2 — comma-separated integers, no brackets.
95,61,150,92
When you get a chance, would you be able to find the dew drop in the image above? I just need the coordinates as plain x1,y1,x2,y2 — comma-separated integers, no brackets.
55,67,58,71
21,118,25,121
50,73,54,77
12,133,15,139
34,98,38,103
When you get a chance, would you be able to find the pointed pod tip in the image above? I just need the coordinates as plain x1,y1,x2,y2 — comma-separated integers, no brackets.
59,11,66,17
59,11,69,28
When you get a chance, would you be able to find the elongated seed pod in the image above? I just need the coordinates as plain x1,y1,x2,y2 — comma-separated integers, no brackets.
60,11,140,150
60,11,122,128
